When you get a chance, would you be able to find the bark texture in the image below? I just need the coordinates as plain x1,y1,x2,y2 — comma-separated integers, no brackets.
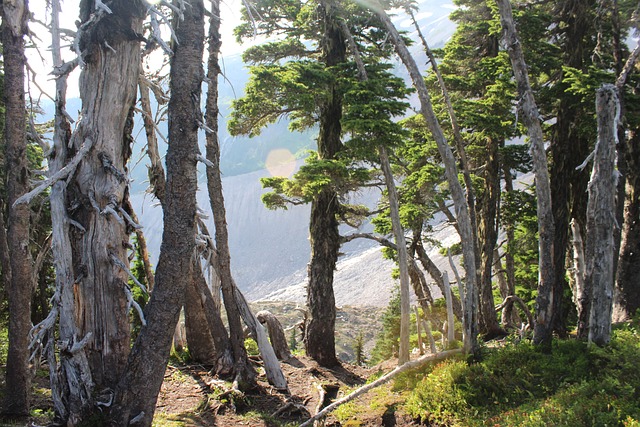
304,0,345,367
111,1,203,423
549,0,592,337
185,258,219,365
205,0,257,387
585,85,618,346
496,0,556,350
2,0,32,416
69,0,145,392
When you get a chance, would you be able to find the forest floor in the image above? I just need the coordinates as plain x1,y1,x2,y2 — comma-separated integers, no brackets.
151,354,417,426
1,354,418,427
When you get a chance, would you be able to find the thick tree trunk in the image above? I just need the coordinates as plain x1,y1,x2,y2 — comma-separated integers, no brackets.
304,0,345,368
111,1,203,424
496,0,556,350
68,0,145,393
585,85,618,346
373,4,479,354
2,0,32,416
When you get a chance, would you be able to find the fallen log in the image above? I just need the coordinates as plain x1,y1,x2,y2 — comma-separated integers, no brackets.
298,349,462,427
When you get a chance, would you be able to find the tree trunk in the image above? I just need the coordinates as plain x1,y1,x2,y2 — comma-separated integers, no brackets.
496,0,556,351
67,0,146,394
613,45,640,322
442,271,456,346
373,4,479,354
257,311,292,361
614,130,640,321
477,137,505,339
571,219,588,327
43,1,94,421
185,257,219,365
549,0,593,339
378,146,412,364
585,85,618,346
304,0,345,368
2,0,32,416
111,1,203,424
205,0,257,387
414,241,463,319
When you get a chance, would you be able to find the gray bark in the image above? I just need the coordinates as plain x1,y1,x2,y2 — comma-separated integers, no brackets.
257,310,292,361
586,85,619,346
442,271,455,346
379,147,411,364
496,0,556,349
372,3,479,354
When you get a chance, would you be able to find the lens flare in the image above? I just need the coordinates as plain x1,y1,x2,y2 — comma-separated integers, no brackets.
265,148,296,177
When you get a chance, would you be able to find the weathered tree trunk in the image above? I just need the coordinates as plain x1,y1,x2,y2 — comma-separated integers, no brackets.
67,0,145,394
304,0,345,368
571,219,588,332
414,241,463,319
204,0,257,388
41,1,94,421
442,271,456,345
585,85,618,346
501,164,518,297
378,146,412,364
2,0,32,416
257,311,292,361
110,1,203,424
494,248,521,328
496,0,556,350
373,3,479,355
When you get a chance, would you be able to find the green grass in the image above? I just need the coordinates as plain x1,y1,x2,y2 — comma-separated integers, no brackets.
402,324,640,426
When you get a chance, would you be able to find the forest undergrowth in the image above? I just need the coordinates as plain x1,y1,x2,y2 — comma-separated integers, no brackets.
1,316,640,426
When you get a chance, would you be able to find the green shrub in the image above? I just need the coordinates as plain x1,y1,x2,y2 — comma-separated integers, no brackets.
404,326,640,426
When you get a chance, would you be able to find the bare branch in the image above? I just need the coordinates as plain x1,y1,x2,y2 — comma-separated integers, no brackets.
13,138,93,207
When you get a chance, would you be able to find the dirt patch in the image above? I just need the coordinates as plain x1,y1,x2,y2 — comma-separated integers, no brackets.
3,355,418,426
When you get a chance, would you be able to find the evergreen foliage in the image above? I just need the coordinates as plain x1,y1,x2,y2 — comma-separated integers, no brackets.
370,288,401,364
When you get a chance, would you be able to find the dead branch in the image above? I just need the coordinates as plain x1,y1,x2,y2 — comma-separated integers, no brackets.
299,349,462,427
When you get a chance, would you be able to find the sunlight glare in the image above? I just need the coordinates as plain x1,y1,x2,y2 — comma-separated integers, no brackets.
265,149,296,178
